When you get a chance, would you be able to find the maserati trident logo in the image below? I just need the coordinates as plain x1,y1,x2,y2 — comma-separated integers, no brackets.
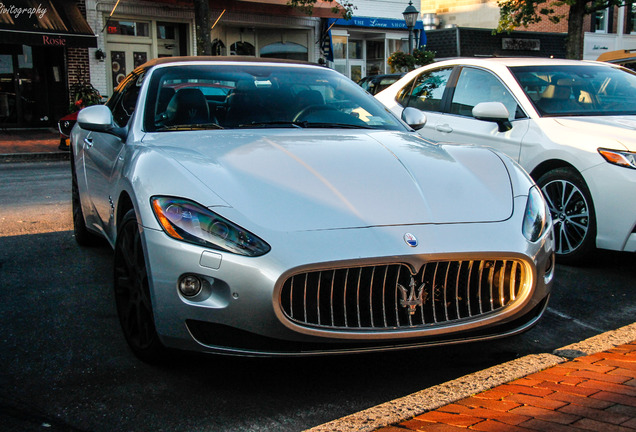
404,233,418,247
398,276,426,315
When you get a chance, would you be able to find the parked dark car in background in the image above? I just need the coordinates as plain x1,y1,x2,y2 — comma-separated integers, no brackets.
358,73,404,95
597,49,636,71
57,112,77,150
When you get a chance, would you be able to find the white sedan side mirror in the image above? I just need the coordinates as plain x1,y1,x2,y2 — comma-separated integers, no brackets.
472,102,512,132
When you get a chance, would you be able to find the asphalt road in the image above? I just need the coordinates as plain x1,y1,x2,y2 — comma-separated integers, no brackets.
0,161,634,431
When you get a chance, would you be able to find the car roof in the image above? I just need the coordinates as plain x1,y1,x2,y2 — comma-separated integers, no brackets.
597,49,636,63
137,56,317,70
431,57,609,68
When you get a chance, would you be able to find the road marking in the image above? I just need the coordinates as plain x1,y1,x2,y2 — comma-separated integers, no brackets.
546,307,605,332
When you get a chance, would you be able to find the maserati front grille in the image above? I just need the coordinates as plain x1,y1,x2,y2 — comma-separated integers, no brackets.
279,260,530,330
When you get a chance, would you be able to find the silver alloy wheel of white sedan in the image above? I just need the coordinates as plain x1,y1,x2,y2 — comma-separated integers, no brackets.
70,57,555,360
537,168,595,260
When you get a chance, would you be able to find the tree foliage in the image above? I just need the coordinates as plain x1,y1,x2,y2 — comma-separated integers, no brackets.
287,0,356,20
496,0,626,59
69,82,102,113
388,49,436,72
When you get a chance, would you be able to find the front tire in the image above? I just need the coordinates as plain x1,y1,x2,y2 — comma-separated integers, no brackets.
114,209,166,363
537,167,596,265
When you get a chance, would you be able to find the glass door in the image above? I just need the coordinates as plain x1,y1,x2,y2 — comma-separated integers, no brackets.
0,45,40,127
16,46,36,125
349,60,365,82
108,43,151,91
0,51,16,126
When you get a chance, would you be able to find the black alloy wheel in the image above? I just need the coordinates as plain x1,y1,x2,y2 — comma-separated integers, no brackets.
537,167,596,265
114,209,166,362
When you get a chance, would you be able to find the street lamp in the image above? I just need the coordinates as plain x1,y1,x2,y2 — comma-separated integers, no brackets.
402,0,419,55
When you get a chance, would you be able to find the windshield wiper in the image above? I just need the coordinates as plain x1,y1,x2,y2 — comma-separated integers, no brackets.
302,122,374,129
237,121,307,129
157,123,224,131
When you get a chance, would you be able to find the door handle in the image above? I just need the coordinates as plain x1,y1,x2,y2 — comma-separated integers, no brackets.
436,124,453,133
84,137,93,148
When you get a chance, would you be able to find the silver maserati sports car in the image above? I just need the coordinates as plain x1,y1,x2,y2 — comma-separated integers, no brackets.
71,57,555,360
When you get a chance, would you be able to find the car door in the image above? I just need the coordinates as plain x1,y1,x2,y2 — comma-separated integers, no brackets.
394,66,454,142
83,73,141,229
426,66,530,162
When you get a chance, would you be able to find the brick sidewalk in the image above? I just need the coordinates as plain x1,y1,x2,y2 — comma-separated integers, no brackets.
377,342,636,431
0,128,60,154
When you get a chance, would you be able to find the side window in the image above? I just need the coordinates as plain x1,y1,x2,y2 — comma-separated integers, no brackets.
396,68,452,113
451,68,523,120
111,73,144,127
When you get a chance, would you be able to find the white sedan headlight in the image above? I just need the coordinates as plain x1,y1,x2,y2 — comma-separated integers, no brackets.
598,148,636,169
522,186,550,242
151,197,270,256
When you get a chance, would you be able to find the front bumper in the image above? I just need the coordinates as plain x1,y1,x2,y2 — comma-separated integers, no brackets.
141,197,554,356
584,162,636,252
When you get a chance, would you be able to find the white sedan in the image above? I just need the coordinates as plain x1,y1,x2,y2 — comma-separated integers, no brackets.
70,57,554,360
377,58,636,264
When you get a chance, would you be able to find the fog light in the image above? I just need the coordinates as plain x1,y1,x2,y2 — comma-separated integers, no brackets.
178,274,202,297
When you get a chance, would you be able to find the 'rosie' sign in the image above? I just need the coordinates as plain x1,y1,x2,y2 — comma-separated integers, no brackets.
42,35,66,46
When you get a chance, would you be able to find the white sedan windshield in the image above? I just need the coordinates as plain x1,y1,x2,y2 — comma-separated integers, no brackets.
510,64,636,117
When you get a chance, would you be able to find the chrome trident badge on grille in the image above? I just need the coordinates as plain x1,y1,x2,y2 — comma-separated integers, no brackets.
398,276,426,315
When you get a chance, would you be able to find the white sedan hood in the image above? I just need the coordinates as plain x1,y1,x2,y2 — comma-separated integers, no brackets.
553,116,636,151
148,130,513,232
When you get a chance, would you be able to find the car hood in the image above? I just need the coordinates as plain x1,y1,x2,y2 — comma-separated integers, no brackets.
552,116,636,151
146,130,513,232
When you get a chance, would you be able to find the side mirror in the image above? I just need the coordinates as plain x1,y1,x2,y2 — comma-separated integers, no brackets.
472,102,512,132
77,105,127,140
401,107,427,130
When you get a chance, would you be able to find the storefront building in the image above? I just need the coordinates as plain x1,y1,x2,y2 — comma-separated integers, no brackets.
85,0,341,98
85,0,195,98
420,0,636,61
208,0,341,61
0,0,97,128
326,0,424,81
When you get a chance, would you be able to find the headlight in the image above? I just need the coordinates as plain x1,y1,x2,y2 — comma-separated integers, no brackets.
151,197,270,257
522,186,550,242
598,148,636,169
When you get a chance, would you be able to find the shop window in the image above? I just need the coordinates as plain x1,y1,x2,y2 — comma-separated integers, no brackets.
366,40,385,76
260,42,308,61
230,42,255,56
106,20,150,37
111,51,127,87
333,36,347,60
134,52,147,69
158,23,176,40
594,9,609,33
348,40,363,60
212,39,226,56
0,54,16,124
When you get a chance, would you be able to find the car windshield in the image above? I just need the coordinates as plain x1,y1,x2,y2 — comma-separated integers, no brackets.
510,64,636,117
144,63,406,132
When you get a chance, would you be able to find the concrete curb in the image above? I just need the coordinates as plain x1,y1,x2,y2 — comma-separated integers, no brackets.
304,321,636,432
0,152,70,164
